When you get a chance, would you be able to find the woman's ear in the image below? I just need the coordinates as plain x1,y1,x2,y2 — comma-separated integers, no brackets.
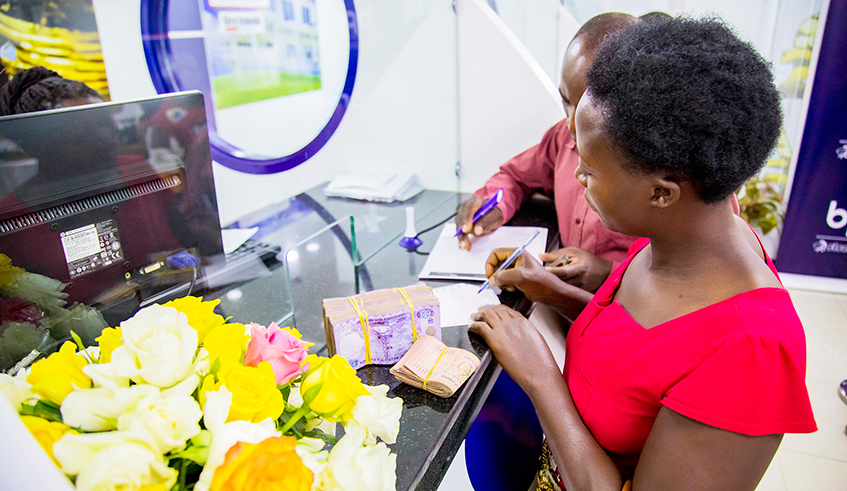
650,177,680,208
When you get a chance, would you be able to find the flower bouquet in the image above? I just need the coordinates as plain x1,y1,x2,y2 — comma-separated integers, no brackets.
0,254,108,371
0,296,403,491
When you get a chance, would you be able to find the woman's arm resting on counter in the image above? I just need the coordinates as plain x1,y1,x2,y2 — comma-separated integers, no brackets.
470,305,782,491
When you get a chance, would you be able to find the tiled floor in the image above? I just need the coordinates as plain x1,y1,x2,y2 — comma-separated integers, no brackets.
439,288,847,491
756,288,847,491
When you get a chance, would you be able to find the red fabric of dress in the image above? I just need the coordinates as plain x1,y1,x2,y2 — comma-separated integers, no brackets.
563,237,817,478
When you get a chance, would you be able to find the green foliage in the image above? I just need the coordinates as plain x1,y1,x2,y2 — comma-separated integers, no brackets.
70,330,94,364
19,400,63,423
738,176,784,236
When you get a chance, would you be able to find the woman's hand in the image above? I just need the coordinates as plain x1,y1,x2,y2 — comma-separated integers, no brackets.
469,304,559,390
539,247,613,293
455,195,504,251
485,249,564,304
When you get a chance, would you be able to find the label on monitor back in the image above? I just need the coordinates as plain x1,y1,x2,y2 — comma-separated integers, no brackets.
60,219,123,279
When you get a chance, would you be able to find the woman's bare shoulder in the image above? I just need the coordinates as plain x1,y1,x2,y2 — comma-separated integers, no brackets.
734,215,782,289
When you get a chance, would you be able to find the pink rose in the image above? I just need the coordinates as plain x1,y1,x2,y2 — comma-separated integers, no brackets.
244,323,310,385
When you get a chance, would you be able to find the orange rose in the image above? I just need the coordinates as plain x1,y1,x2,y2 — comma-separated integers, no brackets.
210,436,312,491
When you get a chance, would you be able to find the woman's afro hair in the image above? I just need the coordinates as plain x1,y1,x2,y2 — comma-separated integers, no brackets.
585,16,782,203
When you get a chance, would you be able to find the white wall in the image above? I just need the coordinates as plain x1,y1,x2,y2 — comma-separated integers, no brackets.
456,0,564,193
94,0,459,226
555,0,782,66
494,0,580,86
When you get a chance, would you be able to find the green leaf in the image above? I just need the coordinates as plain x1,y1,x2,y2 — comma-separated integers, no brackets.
277,385,291,402
167,458,203,491
19,400,63,423
170,446,209,466
209,357,222,377
301,383,322,407
760,216,778,235
303,427,339,445
69,331,93,364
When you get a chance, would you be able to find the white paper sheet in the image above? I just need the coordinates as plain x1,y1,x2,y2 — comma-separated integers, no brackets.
419,224,547,281
221,227,259,254
323,173,423,203
433,283,501,327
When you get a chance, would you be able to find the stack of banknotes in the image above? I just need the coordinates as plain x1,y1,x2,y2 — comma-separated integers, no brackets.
322,282,441,370
390,335,480,398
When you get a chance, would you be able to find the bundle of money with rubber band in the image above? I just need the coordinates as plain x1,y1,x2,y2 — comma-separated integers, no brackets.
390,335,480,398
322,282,441,370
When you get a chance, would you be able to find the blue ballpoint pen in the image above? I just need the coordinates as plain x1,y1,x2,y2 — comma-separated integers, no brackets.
478,230,542,293
455,188,504,237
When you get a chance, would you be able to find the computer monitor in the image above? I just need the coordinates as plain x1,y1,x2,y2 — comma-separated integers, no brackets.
0,91,223,327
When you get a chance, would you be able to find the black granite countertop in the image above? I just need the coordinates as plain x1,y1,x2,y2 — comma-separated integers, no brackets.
205,186,558,490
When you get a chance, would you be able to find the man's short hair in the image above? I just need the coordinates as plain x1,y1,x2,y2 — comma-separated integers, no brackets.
572,12,639,54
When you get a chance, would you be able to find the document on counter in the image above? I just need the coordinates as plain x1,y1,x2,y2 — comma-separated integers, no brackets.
323,173,424,203
418,223,547,282
433,283,500,327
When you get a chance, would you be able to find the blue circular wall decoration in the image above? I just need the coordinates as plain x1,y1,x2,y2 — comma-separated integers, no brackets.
141,0,358,175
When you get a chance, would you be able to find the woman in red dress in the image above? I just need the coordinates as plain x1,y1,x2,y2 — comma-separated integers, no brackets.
470,17,816,491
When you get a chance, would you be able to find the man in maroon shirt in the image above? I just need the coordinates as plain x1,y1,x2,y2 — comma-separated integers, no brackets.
456,12,639,294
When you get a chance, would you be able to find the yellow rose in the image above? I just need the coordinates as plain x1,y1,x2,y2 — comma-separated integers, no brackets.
198,373,217,408
0,253,24,290
212,362,284,423
95,326,122,364
204,323,248,369
164,296,226,344
20,416,76,466
300,355,368,421
27,341,91,405
211,436,312,491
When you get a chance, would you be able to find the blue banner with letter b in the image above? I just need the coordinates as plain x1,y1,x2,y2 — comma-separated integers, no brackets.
775,0,847,281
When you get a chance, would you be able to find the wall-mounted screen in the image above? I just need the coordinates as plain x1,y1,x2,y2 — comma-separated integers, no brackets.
142,0,358,174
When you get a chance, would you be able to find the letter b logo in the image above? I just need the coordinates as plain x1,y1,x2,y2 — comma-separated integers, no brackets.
827,200,847,235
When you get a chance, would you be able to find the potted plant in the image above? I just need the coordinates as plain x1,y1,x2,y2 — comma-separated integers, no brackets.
738,175,785,255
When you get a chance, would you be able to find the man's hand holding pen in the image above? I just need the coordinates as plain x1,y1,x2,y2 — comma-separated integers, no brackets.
456,192,505,251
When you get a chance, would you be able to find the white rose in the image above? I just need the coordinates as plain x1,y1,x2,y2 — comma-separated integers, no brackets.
295,443,329,490
83,360,129,389
53,427,176,491
346,384,402,444
110,304,199,388
61,384,158,432
117,383,202,453
194,347,211,377
194,387,281,491
318,429,397,491
0,372,36,411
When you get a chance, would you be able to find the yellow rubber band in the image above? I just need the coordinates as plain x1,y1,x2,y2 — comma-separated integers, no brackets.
422,346,448,392
347,297,372,365
396,287,418,342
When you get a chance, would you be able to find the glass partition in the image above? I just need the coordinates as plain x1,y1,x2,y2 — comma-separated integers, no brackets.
215,185,461,351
